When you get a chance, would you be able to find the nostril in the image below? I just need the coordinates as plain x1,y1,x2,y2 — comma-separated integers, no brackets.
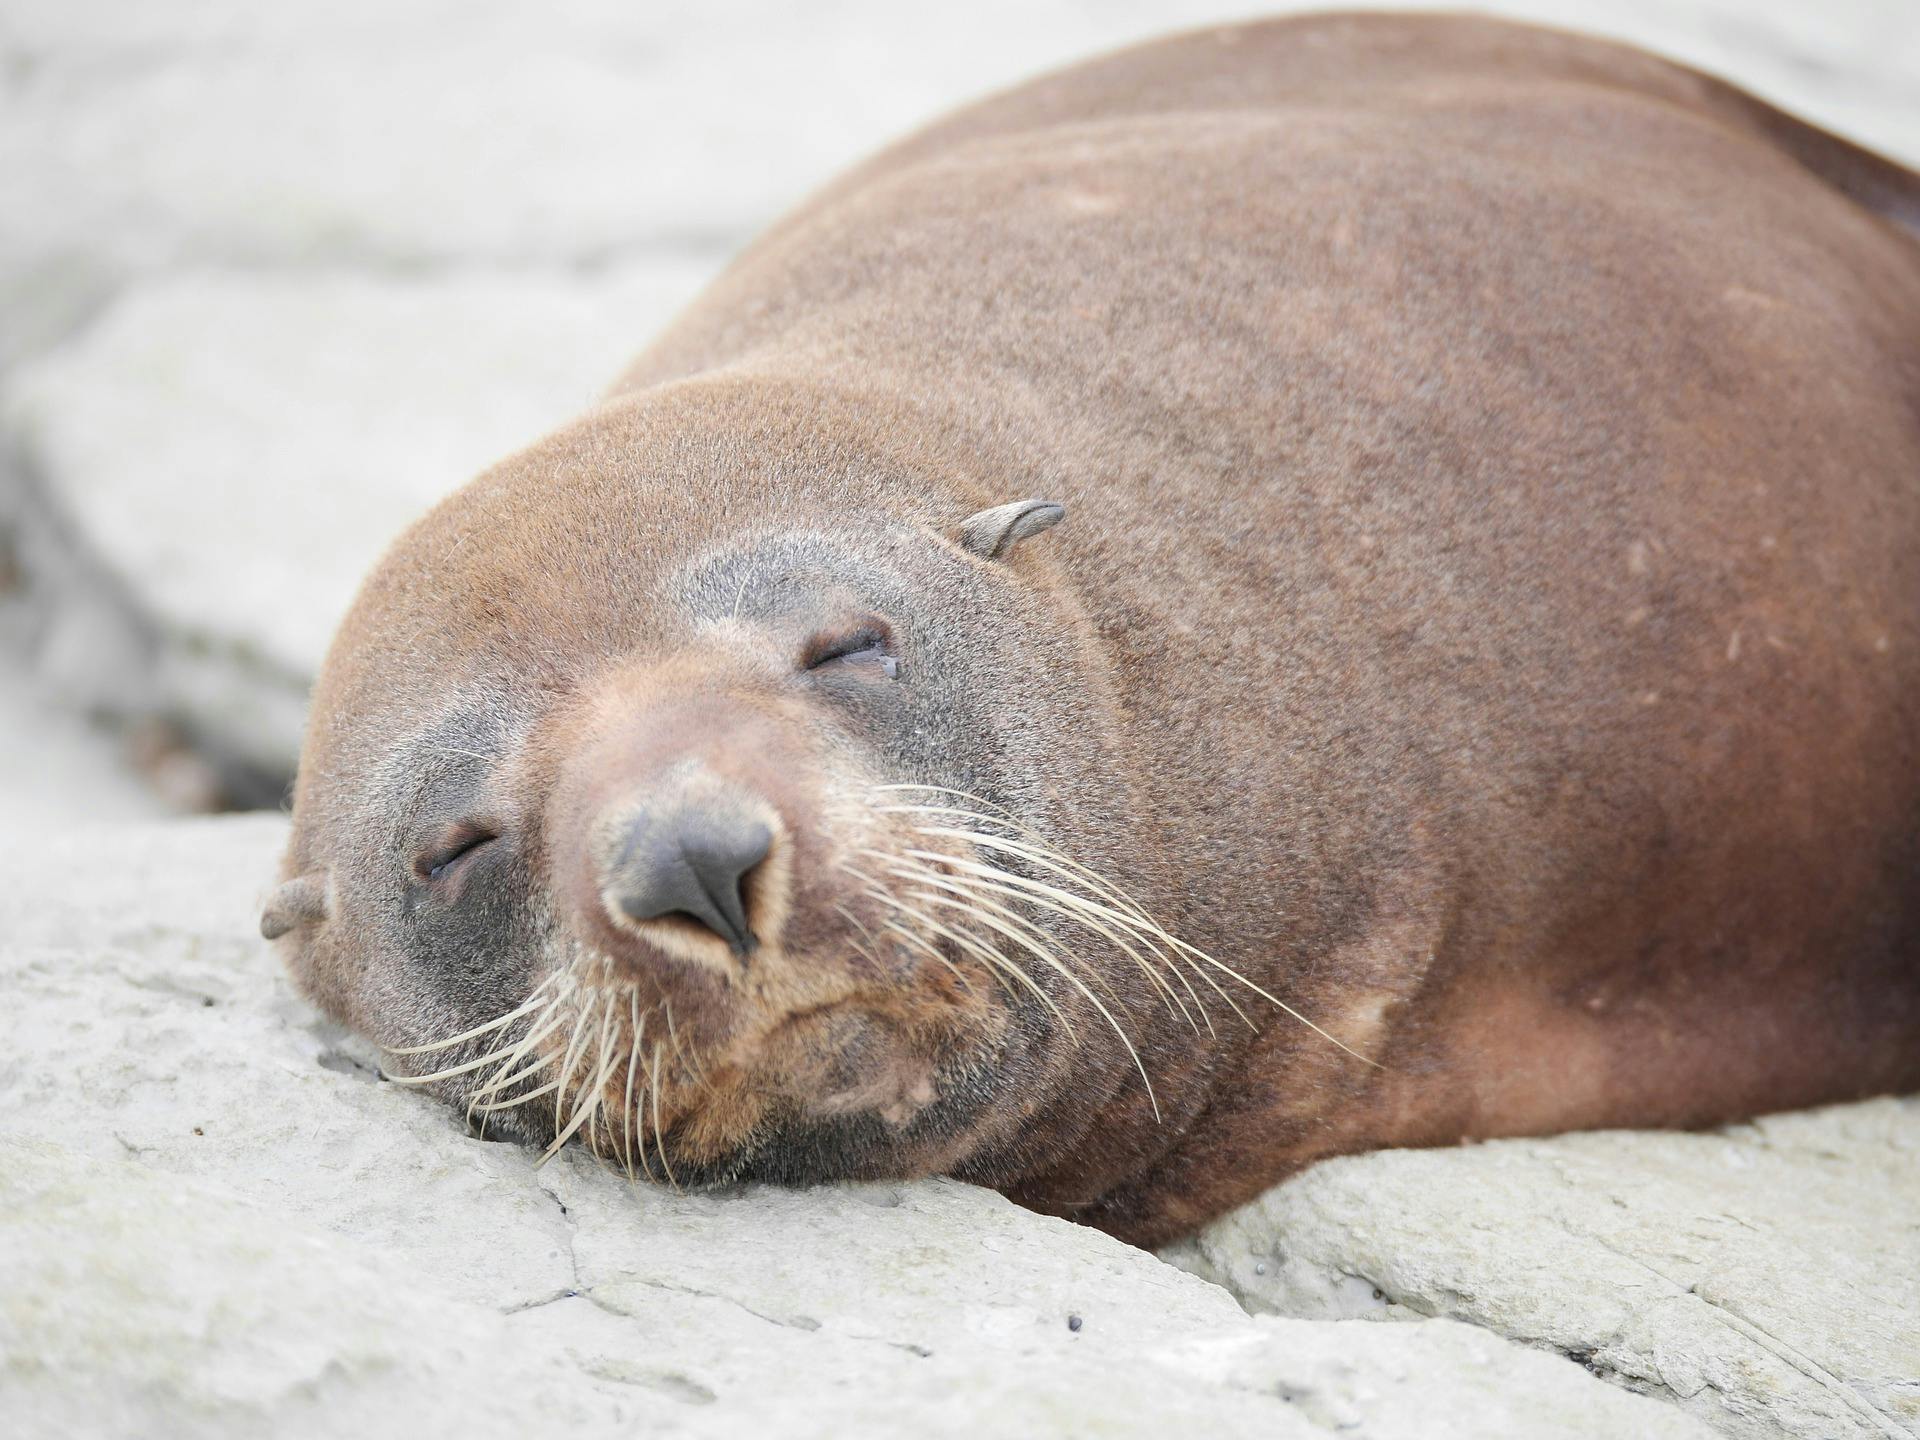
611,811,773,958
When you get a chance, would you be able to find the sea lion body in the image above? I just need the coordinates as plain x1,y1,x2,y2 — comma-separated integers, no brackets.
272,14,1920,1244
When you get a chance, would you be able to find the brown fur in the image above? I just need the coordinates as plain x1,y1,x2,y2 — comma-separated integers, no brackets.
271,13,1920,1245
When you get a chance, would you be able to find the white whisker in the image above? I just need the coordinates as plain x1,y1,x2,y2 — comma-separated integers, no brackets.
622,994,644,1183
861,882,1056,1023
470,1076,562,1114
384,975,560,1056
899,880,1160,1119
585,990,620,1158
649,1044,679,1191
385,1036,530,1086
467,1000,573,1105
838,872,977,996
882,809,1237,1025
550,987,600,1134
873,849,1202,1033
539,991,620,1166
903,844,1378,1068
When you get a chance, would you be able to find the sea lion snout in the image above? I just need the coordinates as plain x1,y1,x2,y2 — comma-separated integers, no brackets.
547,670,814,994
598,781,780,961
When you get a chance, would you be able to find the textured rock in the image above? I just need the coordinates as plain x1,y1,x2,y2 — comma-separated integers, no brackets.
1160,1313,1735,1438
0,815,1714,1438
4,264,711,774
1,0,1913,279
0,650,165,825
1165,1108,1920,1440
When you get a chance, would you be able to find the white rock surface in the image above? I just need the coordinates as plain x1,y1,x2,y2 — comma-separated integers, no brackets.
3,0,1920,788
1,0,1913,278
0,648,165,826
0,816,1717,1438
5,264,711,772
1165,1108,1920,1440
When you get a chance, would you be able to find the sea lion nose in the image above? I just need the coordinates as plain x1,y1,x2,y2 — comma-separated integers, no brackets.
608,807,773,957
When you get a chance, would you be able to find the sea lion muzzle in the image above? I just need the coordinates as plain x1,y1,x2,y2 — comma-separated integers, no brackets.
552,676,807,995
602,792,775,958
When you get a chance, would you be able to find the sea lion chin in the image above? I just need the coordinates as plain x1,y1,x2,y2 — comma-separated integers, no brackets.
268,13,1920,1245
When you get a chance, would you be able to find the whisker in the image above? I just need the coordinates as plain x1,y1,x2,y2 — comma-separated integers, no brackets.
427,745,497,765
903,844,1378,1068
385,1035,531,1086
466,1034,563,1107
661,999,713,1100
586,989,620,1158
881,914,980,996
467,987,565,1134
649,1044,679,1191
874,850,1200,1034
899,881,1160,1120
633,1007,661,1185
838,871,977,997
536,1064,611,1165
881,809,1236,1025
832,893,899,978
831,897,880,957
385,974,560,1056
470,1077,562,1114
879,858,1132,1015
729,560,761,622
622,994,644,1183
877,791,1199,943
893,821,1235,1001
844,871,988,997
471,984,575,1090
539,991,620,1166
883,885,1077,1038
394,983,573,1092
861,883,1052,1022
550,987,600,1135
880,799,1226,969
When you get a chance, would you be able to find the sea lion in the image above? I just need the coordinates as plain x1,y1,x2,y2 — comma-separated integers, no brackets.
265,13,1920,1246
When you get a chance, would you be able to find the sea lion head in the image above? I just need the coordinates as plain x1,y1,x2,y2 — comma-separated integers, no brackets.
266,379,1178,1189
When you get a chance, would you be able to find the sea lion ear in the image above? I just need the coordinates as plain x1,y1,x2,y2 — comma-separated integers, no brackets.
958,499,1066,560
261,872,331,940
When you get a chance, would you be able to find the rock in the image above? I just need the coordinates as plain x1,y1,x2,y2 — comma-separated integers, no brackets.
0,815,1713,1438
2,1143,632,1440
2,0,1913,280
1160,1312,1727,1438
4,264,713,777
1164,1106,1920,1440
0,648,166,826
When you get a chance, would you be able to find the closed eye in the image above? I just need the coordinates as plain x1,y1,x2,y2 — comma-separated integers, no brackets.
415,827,498,882
802,621,899,677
